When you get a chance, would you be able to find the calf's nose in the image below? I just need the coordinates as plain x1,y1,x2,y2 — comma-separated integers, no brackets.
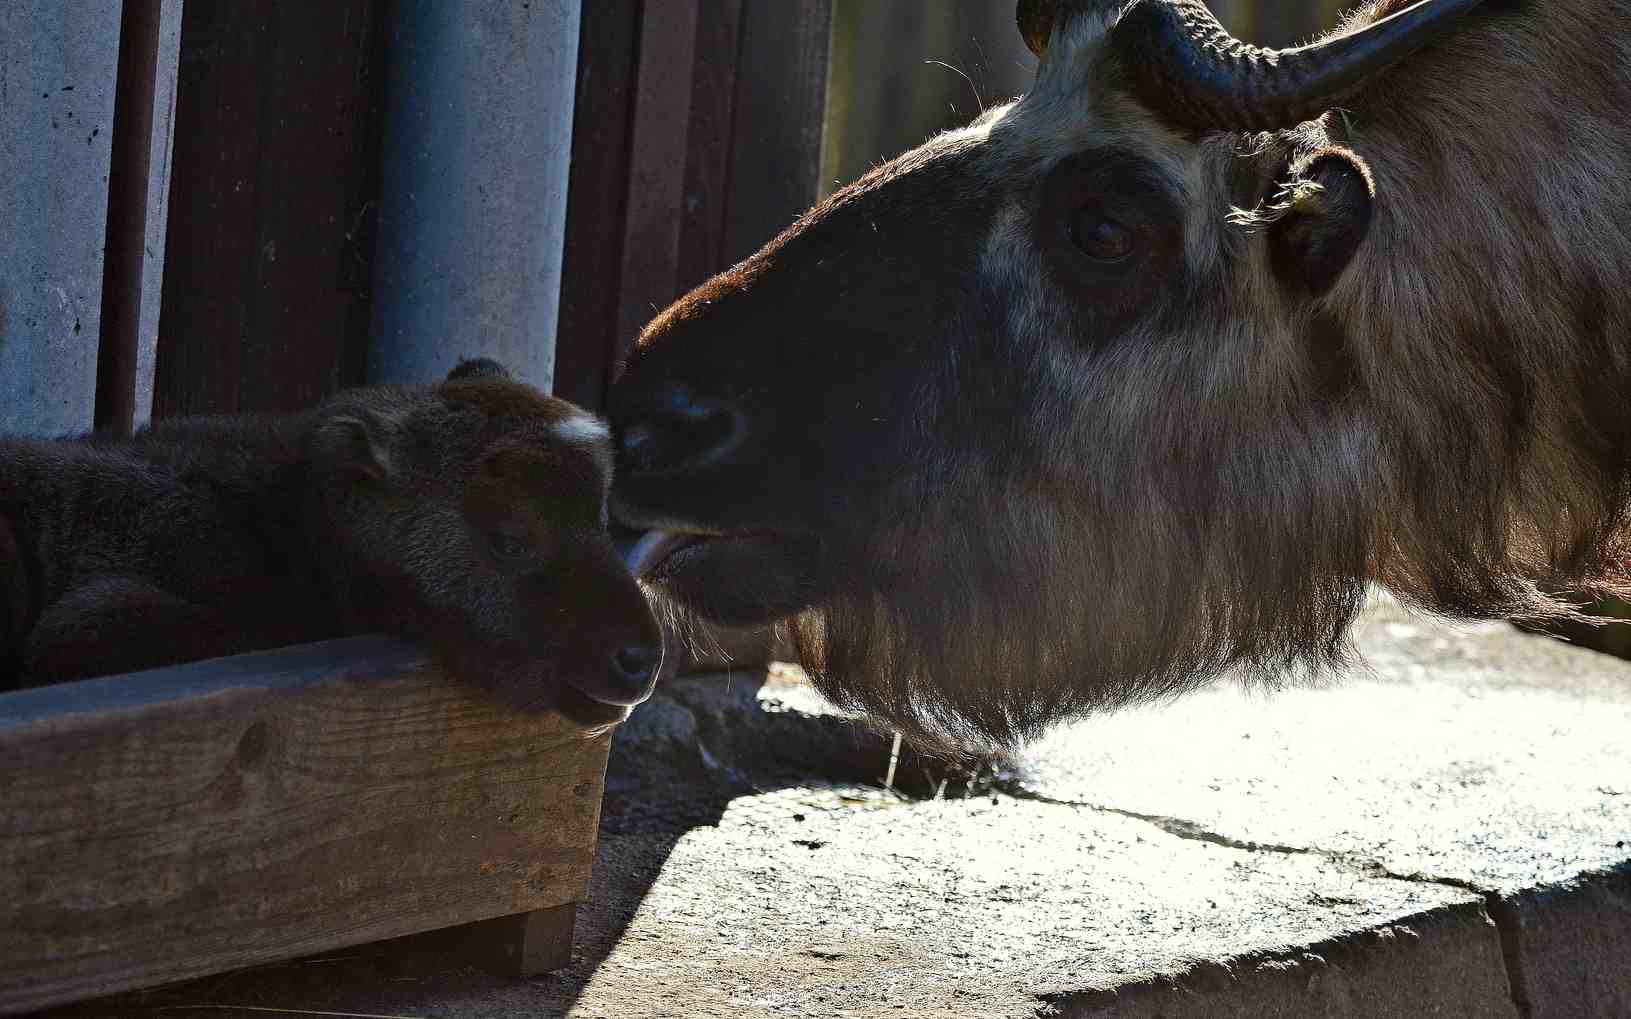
616,381,743,477
581,643,663,707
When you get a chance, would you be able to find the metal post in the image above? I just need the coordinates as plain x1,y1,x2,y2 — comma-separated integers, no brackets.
368,0,581,393
0,0,123,436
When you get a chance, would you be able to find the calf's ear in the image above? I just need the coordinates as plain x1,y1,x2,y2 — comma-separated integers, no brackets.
311,410,403,483
1268,146,1375,297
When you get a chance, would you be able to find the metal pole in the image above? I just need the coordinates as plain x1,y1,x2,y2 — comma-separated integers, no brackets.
367,0,581,393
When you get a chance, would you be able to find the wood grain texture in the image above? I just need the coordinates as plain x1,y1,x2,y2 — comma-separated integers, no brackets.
721,0,834,266
676,0,747,295
0,636,610,1014
152,0,384,418
554,0,833,408
553,0,643,411
612,0,703,371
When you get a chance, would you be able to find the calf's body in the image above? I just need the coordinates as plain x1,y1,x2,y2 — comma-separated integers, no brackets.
2,364,661,726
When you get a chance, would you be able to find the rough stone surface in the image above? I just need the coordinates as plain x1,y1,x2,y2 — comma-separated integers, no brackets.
31,599,1631,1018
1011,597,1631,893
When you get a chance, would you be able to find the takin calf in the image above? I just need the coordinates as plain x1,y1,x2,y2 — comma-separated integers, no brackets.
0,360,661,727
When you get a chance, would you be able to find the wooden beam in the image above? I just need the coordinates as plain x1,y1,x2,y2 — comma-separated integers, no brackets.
0,636,609,1014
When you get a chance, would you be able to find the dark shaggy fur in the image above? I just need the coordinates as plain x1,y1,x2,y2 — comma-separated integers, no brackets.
1,364,660,727
613,0,1631,752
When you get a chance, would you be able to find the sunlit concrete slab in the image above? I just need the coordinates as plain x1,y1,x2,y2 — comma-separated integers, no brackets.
35,599,1631,1018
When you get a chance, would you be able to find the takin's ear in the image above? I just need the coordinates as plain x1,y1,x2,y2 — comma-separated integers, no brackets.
310,409,404,483
448,357,512,381
1267,146,1375,297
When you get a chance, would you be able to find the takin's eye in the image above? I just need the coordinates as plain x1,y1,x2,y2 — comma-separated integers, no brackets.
1039,149,1183,332
1066,212,1136,263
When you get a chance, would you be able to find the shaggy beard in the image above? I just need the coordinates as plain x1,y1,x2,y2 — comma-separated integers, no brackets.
783,474,1374,754
786,423,1631,755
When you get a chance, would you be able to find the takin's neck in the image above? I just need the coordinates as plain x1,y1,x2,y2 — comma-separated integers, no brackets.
1321,0,1631,605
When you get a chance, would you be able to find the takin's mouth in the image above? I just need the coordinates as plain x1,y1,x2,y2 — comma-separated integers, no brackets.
621,528,713,580
616,527,824,627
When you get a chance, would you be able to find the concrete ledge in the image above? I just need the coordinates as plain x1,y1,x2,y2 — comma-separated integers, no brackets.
1052,904,1515,1018
32,598,1631,1018
1500,865,1631,1018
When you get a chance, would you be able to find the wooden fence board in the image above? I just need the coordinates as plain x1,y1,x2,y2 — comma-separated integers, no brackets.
553,0,644,411
152,0,384,418
676,0,747,295
721,0,834,266
0,637,609,1014
612,0,702,370
555,0,833,409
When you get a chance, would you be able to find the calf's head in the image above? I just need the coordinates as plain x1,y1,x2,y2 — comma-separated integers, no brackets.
313,360,662,728
613,0,1631,750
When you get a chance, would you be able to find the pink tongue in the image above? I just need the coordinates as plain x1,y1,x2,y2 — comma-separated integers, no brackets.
622,530,695,578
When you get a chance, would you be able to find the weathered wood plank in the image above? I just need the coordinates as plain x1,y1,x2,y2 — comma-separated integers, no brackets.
676,0,747,294
152,0,384,418
611,0,702,376
721,0,833,265
553,0,643,411
0,637,609,1014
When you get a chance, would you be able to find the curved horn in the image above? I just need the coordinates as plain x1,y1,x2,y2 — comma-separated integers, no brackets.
1111,0,1487,132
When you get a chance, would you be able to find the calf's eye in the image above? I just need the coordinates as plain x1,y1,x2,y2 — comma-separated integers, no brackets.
1068,212,1135,263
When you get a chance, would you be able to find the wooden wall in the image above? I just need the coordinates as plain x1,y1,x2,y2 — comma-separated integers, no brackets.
151,0,386,419
553,0,835,413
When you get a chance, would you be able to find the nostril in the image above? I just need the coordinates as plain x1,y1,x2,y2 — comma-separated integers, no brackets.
603,644,663,704
617,382,743,476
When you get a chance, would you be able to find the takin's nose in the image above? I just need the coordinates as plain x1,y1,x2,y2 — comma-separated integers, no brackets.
616,380,743,477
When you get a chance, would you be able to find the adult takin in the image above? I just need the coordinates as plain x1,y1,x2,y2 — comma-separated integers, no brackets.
1,360,662,728
612,0,1631,750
